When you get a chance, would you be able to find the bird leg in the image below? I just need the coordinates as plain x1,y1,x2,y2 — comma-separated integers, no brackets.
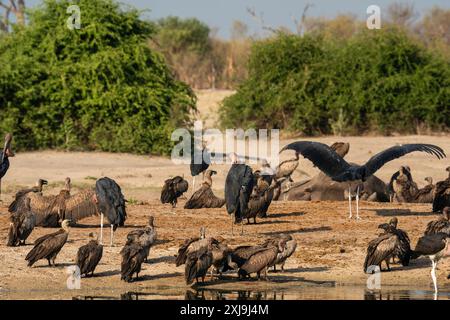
192,176,196,195
431,260,438,294
241,220,244,235
110,224,114,247
231,214,234,236
348,186,352,219
100,213,104,245
356,185,361,220
0,178,2,202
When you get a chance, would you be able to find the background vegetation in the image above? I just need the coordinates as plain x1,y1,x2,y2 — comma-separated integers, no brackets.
0,1,448,153
0,0,196,154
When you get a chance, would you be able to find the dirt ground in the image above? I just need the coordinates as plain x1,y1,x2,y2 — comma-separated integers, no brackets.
0,90,449,300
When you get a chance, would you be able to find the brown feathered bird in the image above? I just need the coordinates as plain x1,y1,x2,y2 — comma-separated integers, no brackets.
244,178,280,224
176,227,220,267
161,176,189,208
48,177,127,246
184,170,225,209
413,177,435,203
76,232,103,277
7,197,36,246
120,243,147,282
391,166,417,203
238,239,285,280
185,246,213,285
25,219,71,267
9,178,68,228
364,219,411,273
210,240,232,280
125,216,157,262
8,178,48,213
433,167,450,213
262,234,297,272
425,207,450,236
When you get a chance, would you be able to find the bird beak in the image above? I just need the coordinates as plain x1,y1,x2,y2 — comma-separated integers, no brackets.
2,134,14,162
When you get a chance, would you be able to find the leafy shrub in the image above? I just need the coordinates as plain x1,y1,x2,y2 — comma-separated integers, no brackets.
220,29,449,135
0,0,196,154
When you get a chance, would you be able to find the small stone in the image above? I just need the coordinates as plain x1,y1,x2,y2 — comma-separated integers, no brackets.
340,248,345,253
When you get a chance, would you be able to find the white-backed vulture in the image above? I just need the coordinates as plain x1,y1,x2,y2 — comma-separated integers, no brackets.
125,216,157,262
184,170,225,209
161,176,189,208
76,232,103,277
25,219,70,267
7,197,36,246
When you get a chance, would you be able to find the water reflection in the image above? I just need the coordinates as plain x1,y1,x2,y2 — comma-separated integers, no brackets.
72,287,450,301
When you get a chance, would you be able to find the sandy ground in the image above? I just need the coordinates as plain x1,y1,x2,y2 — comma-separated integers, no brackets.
0,90,449,300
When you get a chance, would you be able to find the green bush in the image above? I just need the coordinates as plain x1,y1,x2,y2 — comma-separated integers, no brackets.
0,0,196,154
220,29,449,135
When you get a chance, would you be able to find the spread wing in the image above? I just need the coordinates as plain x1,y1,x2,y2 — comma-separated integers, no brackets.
63,190,98,222
364,144,445,177
280,141,351,177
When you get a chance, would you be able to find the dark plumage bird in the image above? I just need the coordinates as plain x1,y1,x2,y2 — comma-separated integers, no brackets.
125,216,157,262
120,243,147,282
161,176,189,208
238,239,285,280
210,241,232,279
0,133,14,200
76,232,103,277
222,245,267,273
414,177,435,203
246,177,282,223
282,141,445,219
190,146,211,192
411,233,450,294
175,227,219,267
433,167,450,213
8,178,48,213
7,197,36,246
225,154,255,233
364,218,411,273
424,207,450,236
25,219,71,267
185,246,213,285
184,170,225,209
263,234,297,272
51,177,127,246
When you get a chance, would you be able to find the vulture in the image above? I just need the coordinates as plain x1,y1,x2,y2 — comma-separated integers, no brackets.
9,177,70,228
263,234,297,272
8,178,48,213
275,152,299,188
175,227,219,266
7,197,36,247
120,243,147,282
238,239,285,280
432,167,450,213
185,246,213,285
161,176,189,208
363,219,411,273
387,166,417,202
282,141,445,219
184,170,225,209
413,177,435,203
76,232,103,277
210,241,233,280
225,154,255,233
244,178,280,224
25,219,71,267
125,216,157,262
221,245,267,273
389,166,418,203
424,207,450,236
411,233,450,294
48,177,127,246
0,133,14,200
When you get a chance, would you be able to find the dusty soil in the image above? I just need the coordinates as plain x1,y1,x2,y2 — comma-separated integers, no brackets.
0,90,449,300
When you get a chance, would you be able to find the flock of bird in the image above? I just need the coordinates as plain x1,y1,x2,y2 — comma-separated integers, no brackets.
2,133,450,292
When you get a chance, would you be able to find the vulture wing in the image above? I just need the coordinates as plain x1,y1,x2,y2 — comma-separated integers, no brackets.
364,234,398,272
414,233,447,256
63,190,98,222
364,144,445,177
280,141,351,178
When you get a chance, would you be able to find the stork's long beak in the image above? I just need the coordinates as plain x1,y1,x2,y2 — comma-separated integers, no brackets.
2,134,14,162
